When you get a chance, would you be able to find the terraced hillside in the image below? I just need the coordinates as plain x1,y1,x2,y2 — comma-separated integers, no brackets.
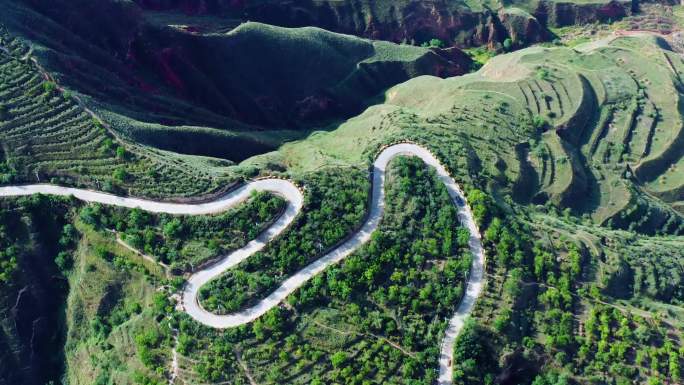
531,35,684,233
235,33,682,236
0,4,683,385
0,27,234,199
0,0,471,163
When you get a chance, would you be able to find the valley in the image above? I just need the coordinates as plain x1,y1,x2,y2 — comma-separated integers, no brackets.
0,1,682,385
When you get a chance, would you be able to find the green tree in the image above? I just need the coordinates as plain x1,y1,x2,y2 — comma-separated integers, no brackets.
537,68,550,80
503,38,513,51
163,218,183,238
112,167,127,182
116,146,126,160
100,138,114,152
42,81,57,95
0,245,17,284
54,251,72,272
422,38,445,48
331,351,347,368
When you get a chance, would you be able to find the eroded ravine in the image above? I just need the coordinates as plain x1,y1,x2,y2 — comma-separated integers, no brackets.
0,143,484,385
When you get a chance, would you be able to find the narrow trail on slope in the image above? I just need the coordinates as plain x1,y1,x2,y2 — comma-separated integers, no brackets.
0,143,485,385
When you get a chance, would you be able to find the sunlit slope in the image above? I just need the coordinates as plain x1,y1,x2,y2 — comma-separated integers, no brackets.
0,0,470,162
247,35,684,235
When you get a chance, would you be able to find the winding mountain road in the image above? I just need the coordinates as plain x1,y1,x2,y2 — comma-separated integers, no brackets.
0,143,484,385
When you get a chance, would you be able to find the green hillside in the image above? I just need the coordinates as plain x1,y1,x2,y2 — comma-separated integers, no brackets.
0,0,470,163
246,33,684,235
0,3,683,385
0,26,233,199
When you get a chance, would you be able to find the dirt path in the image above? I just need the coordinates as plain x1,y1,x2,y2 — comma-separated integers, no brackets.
234,348,258,385
311,319,417,358
111,231,171,274
169,331,180,385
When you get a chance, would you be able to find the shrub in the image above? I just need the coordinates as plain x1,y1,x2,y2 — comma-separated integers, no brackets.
331,351,347,368
94,245,112,261
42,81,57,95
422,38,445,48
115,146,126,160
0,245,17,284
503,38,513,51
162,218,182,238
54,251,72,272
532,115,547,131
112,167,127,182
537,68,550,81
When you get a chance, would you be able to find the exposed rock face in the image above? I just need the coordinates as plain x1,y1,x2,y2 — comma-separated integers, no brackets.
239,0,550,48
498,8,548,46
131,0,636,48
131,0,641,48
537,0,635,27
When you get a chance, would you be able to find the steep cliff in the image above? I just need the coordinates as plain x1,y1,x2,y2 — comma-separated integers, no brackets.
0,197,71,385
536,0,635,27
131,0,637,48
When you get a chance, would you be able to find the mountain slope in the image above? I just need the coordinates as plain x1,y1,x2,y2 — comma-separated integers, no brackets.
0,0,471,163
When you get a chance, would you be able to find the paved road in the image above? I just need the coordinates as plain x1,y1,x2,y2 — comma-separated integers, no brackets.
0,143,484,385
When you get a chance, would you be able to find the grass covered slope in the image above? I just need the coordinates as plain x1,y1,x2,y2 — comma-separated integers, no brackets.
63,223,168,385
1,9,684,385
130,21,467,127
0,0,471,162
0,26,235,199
244,33,684,236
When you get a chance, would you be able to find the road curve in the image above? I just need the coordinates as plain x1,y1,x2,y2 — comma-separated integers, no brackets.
0,143,484,385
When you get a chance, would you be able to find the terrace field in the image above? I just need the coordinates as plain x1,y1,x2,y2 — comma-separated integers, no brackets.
0,26,235,199
0,3,683,385
235,33,684,235
0,0,471,163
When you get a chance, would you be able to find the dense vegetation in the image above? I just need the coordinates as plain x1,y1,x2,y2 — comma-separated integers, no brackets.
0,205,20,284
454,196,684,385
0,192,284,385
175,157,472,384
2,166,680,385
78,191,285,271
198,168,369,313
